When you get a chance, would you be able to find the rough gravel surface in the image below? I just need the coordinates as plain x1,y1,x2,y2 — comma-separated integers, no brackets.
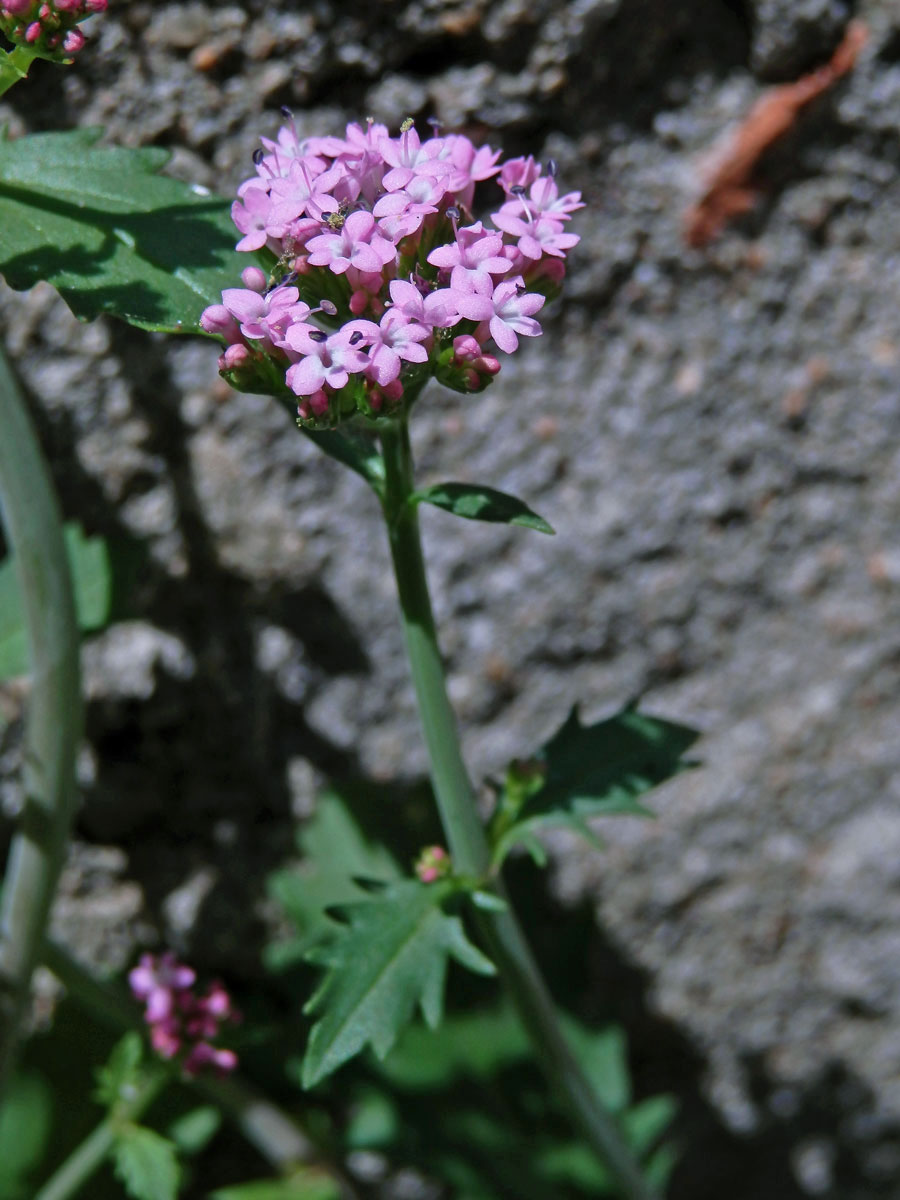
2,1,900,1197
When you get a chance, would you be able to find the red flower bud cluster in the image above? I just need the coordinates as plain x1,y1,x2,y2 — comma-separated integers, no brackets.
0,0,106,60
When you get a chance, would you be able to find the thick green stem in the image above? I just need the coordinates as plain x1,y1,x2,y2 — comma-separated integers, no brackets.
33,1066,169,1200
0,348,82,1103
379,418,658,1200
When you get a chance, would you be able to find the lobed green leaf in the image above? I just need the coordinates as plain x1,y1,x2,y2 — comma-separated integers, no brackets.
301,879,495,1087
111,1123,180,1200
492,704,700,865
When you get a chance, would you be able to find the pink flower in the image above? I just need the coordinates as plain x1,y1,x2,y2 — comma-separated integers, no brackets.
454,278,545,353
387,279,460,330
427,221,511,291
232,186,275,253
305,210,396,275
284,327,370,395
345,311,430,385
221,286,310,348
490,212,580,260
268,160,344,225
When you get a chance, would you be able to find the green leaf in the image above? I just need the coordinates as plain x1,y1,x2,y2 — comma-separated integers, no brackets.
93,1032,144,1111
0,1070,53,1200
561,1018,631,1113
266,790,401,970
414,482,554,534
166,1105,222,1157
492,704,699,864
111,1123,180,1200
210,1169,340,1200
301,879,495,1087
300,428,384,492
622,1095,678,1156
0,522,129,680
0,128,253,333
376,1003,530,1090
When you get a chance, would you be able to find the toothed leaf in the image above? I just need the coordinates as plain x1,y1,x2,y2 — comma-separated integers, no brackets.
301,880,494,1087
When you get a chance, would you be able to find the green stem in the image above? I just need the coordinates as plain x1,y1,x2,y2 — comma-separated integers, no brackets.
0,347,82,1103
33,1066,169,1200
39,940,361,1198
0,45,38,97
379,418,658,1200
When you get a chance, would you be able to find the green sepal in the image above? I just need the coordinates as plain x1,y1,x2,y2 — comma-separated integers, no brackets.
413,482,554,534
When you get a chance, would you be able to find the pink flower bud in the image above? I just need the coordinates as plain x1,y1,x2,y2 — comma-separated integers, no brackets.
241,265,268,292
85,0,108,11
62,26,84,52
24,20,41,40
475,354,501,376
3,1,34,16
415,845,450,883
308,389,329,417
349,290,370,315
221,343,250,371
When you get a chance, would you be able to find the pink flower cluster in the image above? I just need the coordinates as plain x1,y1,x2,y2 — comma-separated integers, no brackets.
129,952,239,1077
202,116,582,426
414,844,451,884
0,0,106,58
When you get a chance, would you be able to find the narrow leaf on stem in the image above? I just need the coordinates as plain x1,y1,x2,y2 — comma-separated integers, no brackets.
413,481,554,534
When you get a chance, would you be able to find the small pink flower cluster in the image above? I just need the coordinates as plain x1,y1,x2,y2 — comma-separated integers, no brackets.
0,0,106,59
129,952,239,1077
414,844,451,884
202,116,582,426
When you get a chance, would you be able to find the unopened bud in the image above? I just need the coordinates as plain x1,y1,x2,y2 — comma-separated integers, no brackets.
241,265,268,292
415,845,450,884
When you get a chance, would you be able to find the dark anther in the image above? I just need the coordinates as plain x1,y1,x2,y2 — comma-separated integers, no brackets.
309,330,327,343
280,271,299,286
446,205,460,221
546,158,558,177
252,148,265,165
510,184,526,196
281,105,294,119
319,299,338,316
349,331,364,345
516,282,527,295
426,116,443,133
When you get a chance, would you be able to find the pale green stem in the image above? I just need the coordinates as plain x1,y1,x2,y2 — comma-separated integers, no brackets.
0,347,82,1103
379,418,658,1200
33,1066,169,1200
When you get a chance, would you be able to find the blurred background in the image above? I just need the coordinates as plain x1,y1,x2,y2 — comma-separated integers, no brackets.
1,1,900,1196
